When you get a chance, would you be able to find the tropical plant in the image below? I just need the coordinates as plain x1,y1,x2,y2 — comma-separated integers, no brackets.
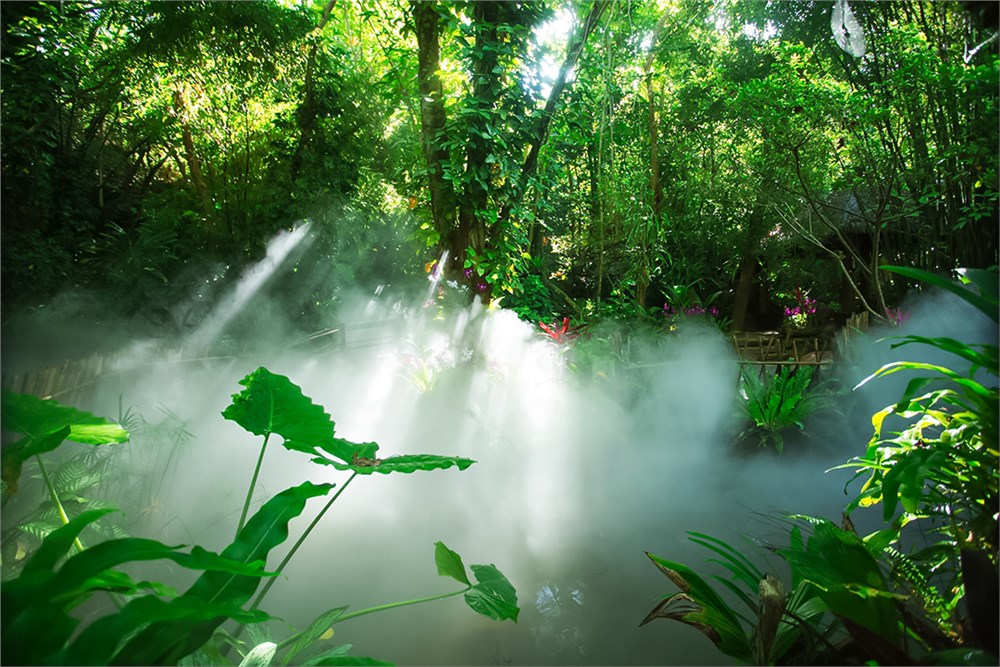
1,368,519,666
646,265,999,665
644,518,998,666
835,266,998,586
642,530,837,665
538,316,584,345
736,365,832,453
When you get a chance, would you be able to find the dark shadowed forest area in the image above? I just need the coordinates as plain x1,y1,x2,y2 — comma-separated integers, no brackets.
1,1,998,666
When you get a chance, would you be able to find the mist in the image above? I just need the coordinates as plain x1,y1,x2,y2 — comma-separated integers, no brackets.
4,227,997,666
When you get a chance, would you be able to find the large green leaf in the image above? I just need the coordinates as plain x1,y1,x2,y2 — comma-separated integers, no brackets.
434,541,471,586
108,481,335,666
1,390,130,445
65,596,270,665
1,510,115,665
463,564,519,622
222,367,376,463
777,521,899,643
313,454,476,475
2,391,128,497
21,508,115,575
50,539,273,601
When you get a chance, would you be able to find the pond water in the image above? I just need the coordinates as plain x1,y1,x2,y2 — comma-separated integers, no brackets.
9,267,994,666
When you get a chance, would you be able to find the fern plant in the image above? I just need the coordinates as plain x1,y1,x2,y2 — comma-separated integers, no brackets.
736,365,832,453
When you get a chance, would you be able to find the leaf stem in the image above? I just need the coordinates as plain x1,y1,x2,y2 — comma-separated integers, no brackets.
331,588,469,627
237,433,271,536
249,471,358,612
224,472,360,657
36,454,84,554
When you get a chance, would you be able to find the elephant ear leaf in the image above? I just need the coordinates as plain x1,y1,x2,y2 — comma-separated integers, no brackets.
107,481,335,666
222,367,376,463
463,564,519,623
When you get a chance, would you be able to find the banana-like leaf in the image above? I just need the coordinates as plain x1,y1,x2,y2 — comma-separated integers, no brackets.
66,596,271,665
77,570,178,598
1,513,112,664
434,541,471,586
222,367,376,463
108,481,335,666
281,606,348,665
21,508,115,575
312,454,476,476
463,564,519,622
50,539,273,601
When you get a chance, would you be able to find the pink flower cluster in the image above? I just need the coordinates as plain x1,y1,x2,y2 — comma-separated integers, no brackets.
664,304,719,317
783,297,817,319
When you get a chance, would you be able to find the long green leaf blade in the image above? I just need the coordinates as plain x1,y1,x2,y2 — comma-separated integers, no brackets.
110,481,334,665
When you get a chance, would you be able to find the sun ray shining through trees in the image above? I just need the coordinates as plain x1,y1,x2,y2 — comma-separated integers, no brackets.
1,1,997,665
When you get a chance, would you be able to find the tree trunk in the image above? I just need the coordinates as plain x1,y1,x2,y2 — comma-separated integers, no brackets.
506,0,610,208
452,1,501,288
291,0,338,181
412,0,457,258
172,88,212,234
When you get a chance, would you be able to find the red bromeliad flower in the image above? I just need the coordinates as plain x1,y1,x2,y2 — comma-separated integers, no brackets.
538,317,581,344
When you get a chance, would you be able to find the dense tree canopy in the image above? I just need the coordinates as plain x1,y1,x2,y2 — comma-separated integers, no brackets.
2,0,997,332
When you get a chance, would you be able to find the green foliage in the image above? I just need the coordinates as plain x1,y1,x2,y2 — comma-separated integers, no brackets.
642,531,832,665
502,273,556,324
0,368,519,666
1,485,318,665
838,268,998,559
652,265,998,665
736,366,833,453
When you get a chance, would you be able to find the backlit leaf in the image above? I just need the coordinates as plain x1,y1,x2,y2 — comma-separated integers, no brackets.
223,368,376,463
2,390,129,445
240,642,277,667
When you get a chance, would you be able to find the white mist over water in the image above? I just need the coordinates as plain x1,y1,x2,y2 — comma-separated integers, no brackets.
20,252,997,665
